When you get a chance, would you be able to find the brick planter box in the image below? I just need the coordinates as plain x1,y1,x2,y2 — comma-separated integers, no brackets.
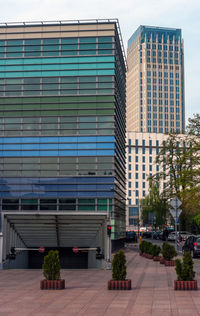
153,256,161,261
139,252,143,256
160,257,165,264
164,260,174,266
108,280,131,290
40,279,65,290
143,253,153,259
174,280,198,290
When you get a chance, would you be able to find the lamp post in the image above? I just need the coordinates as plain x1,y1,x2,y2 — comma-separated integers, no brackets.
137,200,141,238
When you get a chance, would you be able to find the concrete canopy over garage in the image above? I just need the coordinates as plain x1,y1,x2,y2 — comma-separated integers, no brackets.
0,212,109,269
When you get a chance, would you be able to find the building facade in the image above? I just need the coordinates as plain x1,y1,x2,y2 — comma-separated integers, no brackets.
0,20,126,268
126,131,191,229
126,132,167,228
127,26,185,134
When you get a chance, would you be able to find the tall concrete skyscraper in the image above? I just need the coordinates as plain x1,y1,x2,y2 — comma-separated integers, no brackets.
127,26,185,133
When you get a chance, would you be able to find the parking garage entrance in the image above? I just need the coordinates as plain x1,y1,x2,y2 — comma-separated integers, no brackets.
0,212,108,269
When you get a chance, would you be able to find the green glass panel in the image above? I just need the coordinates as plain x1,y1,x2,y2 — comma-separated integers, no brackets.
24,45,41,51
60,89,76,95
97,205,107,211
6,52,23,57
24,84,40,90
5,91,22,96
60,83,77,89
24,52,41,57
98,43,112,49
98,37,113,43
25,39,41,45
98,89,113,94
59,103,74,109
80,37,96,43
97,109,114,115
61,38,78,44
80,43,96,49
79,50,96,55
61,51,77,56
98,76,113,82
7,40,23,46
98,199,107,204
61,77,77,83
98,50,113,55
4,164,20,170
79,83,96,89
5,84,21,90
78,205,95,211
79,117,96,122
98,83,113,88
0,69,114,78
0,55,114,65
21,199,38,204
78,110,96,115
43,51,59,56
61,44,77,50
78,199,95,204
43,45,59,51
43,39,59,44
43,77,58,83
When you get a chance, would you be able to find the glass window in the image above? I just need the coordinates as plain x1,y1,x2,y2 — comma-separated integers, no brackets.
21,199,38,210
98,37,113,43
80,37,96,43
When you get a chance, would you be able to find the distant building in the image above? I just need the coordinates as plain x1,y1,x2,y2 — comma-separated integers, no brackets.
127,25,185,134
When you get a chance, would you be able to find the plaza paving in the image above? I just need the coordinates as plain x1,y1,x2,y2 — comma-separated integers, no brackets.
0,247,200,316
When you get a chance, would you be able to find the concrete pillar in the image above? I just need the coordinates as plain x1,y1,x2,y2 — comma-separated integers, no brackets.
5,221,10,256
2,217,7,262
0,232,3,268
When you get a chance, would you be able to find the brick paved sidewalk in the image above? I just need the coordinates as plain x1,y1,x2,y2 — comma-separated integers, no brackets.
0,249,200,316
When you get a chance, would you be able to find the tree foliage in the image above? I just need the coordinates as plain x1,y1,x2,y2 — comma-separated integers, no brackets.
155,132,200,230
175,251,195,281
42,250,61,280
187,113,200,136
141,179,168,228
112,250,127,281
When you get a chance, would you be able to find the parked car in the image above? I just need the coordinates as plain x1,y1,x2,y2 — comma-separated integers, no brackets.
182,235,200,258
126,231,137,243
160,228,174,241
168,232,176,241
153,231,161,240
142,231,154,239
168,231,191,242
179,231,191,241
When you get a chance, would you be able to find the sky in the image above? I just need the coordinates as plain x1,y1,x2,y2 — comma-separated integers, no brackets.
1,0,200,125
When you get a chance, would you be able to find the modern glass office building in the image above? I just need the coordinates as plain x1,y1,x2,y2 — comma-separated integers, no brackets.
127,26,185,133
0,20,126,268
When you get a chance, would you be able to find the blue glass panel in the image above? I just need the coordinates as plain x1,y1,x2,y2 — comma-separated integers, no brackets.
97,143,114,149
0,176,115,198
0,136,114,144
77,143,96,149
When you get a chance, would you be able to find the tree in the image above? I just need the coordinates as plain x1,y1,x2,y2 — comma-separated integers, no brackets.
187,113,200,136
155,132,200,230
141,179,168,228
